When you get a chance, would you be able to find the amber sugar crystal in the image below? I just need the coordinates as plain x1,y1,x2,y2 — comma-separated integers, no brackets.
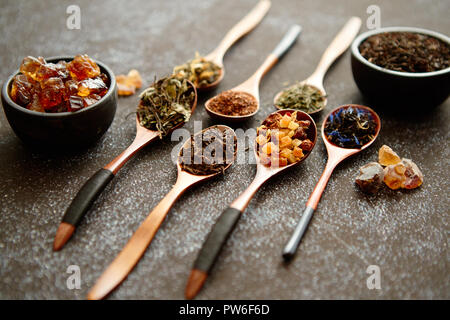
67,54,100,80
10,55,109,113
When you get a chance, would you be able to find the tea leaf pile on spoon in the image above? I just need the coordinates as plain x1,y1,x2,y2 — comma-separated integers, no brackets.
138,76,195,137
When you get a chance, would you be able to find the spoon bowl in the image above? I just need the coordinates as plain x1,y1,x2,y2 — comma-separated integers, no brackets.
273,81,327,115
87,125,237,300
282,104,380,260
205,25,302,122
273,17,361,115
53,80,197,251
185,109,317,299
183,0,271,91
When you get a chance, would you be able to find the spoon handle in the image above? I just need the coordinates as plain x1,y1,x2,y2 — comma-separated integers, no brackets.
185,176,265,299
272,24,302,59
309,17,362,84
237,25,302,94
87,179,188,300
282,158,339,260
53,128,158,251
208,0,271,64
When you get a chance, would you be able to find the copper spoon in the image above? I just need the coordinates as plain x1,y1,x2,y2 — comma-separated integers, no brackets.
282,104,381,260
205,25,302,121
87,125,237,300
53,82,197,251
185,109,317,299
274,17,362,114
197,0,272,91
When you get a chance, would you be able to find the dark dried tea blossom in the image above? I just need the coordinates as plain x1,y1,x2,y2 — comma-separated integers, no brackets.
324,107,376,149
179,127,236,176
359,32,450,73
137,76,195,137
173,52,221,88
275,83,326,113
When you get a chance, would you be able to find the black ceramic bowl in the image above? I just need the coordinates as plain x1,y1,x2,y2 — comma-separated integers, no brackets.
351,27,450,108
1,56,117,148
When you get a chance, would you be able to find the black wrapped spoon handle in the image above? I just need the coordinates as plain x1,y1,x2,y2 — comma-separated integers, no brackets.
194,207,242,273
53,168,114,251
185,207,242,299
62,169,114,226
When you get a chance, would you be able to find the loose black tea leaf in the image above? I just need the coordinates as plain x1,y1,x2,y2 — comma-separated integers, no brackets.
179,126,236,176
137,76,195,137
324,107,376,149
173,52,221,88
275,83,326,113
359,32,450,73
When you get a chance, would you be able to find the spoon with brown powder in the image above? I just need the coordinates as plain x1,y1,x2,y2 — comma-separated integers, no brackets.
274,17,362,114
205,24,302,121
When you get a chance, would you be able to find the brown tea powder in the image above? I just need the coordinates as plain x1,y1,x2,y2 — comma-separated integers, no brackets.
207,90,257,116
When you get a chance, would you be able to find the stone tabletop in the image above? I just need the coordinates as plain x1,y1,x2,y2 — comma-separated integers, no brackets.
0,0,448,299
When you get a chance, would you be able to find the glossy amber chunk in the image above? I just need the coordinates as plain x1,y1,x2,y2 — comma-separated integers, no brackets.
116,69,143,96
10,74,35,106
39,77,65,109
12,54,109,113
379,145,401,166
67,54,100,80
19,56,45,80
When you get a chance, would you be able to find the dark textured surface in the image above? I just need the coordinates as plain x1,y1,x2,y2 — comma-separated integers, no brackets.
0,0,448,300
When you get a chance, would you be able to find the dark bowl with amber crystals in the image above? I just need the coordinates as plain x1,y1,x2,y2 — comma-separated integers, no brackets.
1,56,117,148
351,27,450,108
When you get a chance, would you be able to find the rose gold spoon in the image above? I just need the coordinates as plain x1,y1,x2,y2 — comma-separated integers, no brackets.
282,104,381,260
274,17,362,114
185,109,317,299
197,0,272,91
53,81,197,251
87,125,237,300
205,25,302,121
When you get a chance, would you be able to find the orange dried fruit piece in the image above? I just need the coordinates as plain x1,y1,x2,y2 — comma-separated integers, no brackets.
116,69,143,96
67,54,100,80
379,145,401,166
